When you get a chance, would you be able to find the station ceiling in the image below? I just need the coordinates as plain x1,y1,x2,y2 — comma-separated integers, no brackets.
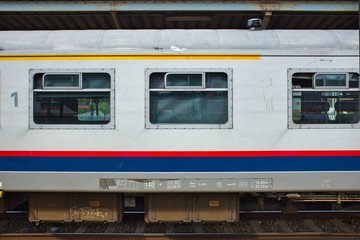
0,1,358,30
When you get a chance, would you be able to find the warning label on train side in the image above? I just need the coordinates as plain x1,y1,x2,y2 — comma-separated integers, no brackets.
100,178,273,191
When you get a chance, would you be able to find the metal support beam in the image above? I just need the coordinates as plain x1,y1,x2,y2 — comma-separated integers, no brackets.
261,11,272,29
0,1,358,12
111,12,122,29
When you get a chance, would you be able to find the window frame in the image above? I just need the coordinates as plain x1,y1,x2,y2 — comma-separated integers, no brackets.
29,68,115,130
288,68,360,129
145,68,233,129
43,73,81,89
313,73,349,89
164,72,205,89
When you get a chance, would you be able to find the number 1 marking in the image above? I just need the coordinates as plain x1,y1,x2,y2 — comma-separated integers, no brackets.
11,92,18,107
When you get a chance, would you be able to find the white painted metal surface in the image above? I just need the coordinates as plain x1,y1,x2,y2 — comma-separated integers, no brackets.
0,30,358,53
0,30,359,192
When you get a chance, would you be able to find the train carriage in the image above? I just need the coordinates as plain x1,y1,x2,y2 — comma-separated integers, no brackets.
0,29,359,222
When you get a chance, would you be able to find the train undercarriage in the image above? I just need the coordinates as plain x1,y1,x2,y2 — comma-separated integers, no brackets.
1,192,360,223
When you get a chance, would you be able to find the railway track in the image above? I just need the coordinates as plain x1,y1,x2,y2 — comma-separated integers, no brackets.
0,233,359,240
1,212,360,239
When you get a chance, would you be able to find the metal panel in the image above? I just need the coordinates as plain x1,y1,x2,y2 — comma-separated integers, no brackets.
73,193,121,222
29,193,122,222
29,193,73,222
145,193,238,222
3,171,360,192
194,194,239,222
145,194,192,222
1,30,357,53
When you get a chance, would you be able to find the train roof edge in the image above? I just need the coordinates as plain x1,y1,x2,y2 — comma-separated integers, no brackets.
0,29,358,54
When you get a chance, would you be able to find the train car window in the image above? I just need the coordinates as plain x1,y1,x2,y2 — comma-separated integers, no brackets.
206,73,228,88
43,74,80,88
314,73,348,88
288,69,360,129
83,73,111,89
30,69,115,129
165,73,203,88
145,69,233,129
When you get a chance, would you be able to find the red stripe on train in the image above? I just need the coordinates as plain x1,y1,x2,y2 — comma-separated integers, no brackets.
0,150,360,157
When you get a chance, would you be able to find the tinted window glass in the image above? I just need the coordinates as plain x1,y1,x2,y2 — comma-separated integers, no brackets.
147,69,231,128
32,71,112,127
44,74,79,88
291,72,360,126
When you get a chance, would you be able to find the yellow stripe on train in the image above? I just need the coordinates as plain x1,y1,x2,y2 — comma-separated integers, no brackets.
0,54,261,61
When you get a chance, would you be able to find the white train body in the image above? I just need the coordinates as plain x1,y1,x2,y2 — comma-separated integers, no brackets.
0,30,359,193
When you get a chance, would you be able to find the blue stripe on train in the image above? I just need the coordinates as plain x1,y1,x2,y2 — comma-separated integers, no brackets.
0,156,359,172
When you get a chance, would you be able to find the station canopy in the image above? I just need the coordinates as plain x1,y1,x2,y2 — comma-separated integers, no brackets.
0,0,358,30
